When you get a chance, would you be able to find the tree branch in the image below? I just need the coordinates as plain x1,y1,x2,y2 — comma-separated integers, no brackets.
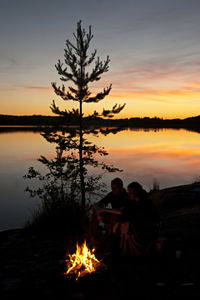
84,84,112,103
51,82,78,101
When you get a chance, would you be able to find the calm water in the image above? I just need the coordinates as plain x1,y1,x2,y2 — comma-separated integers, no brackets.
1,127,200,230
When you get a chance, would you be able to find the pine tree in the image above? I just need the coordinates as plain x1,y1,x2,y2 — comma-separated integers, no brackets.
50,20,125,210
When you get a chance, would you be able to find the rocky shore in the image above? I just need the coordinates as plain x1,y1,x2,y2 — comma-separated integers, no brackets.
1,182,200,298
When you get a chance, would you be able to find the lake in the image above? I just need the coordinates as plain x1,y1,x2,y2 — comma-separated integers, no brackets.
1,127,200,230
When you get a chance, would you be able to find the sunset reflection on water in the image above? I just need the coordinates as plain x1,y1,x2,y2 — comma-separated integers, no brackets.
0,128,200,229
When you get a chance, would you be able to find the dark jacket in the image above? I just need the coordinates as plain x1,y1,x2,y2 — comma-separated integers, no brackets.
100,188,129,209
122,192,160,230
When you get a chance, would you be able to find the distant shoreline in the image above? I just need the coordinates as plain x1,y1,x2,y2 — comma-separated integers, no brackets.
0,114,200,133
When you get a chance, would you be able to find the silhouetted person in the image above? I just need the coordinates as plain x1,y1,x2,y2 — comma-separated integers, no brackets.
87,178,129,249
115,182,160,256
95,177,129,210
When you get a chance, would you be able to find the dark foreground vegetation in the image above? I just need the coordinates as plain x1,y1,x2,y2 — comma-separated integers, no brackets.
1,182,200,298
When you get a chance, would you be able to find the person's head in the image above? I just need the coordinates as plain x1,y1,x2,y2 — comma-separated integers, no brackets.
111,178,123,196
127,182,145,202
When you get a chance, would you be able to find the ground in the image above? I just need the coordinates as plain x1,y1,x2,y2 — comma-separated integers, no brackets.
1,182,200,298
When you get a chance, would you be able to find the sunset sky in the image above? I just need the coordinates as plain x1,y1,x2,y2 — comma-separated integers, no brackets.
1,0,200,119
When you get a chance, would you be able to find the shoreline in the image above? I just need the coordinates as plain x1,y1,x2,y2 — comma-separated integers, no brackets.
1,181,200,234
1,182,200,297
0,125,200,135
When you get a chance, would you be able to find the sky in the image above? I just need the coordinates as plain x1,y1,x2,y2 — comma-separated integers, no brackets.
1,0,200,119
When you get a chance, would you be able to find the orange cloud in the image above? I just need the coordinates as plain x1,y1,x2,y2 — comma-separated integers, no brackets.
1,56,200,118
25,86,52,91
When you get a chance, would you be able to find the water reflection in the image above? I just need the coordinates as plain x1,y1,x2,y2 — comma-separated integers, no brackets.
0,128,200,230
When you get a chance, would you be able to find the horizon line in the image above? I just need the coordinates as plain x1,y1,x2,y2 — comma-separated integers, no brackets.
0,113,200,121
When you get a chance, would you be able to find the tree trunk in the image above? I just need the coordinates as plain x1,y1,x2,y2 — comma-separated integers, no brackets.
79,46,86,210
79,99,86,210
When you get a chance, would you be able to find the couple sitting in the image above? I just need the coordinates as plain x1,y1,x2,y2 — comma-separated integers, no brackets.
88,178,160,256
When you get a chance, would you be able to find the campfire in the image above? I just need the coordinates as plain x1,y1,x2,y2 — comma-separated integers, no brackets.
65,241,105,280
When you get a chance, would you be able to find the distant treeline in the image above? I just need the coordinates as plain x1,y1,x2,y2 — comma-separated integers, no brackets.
0,114,200,132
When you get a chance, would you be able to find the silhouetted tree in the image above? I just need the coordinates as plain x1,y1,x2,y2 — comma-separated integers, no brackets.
50,20,125,209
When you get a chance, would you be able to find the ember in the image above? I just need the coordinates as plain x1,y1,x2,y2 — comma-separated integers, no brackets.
65,241,104,280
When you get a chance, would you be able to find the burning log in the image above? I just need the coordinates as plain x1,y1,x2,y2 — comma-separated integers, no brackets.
64,241,106,280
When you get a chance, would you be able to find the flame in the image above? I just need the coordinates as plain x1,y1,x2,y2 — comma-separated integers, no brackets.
65,241,102,280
